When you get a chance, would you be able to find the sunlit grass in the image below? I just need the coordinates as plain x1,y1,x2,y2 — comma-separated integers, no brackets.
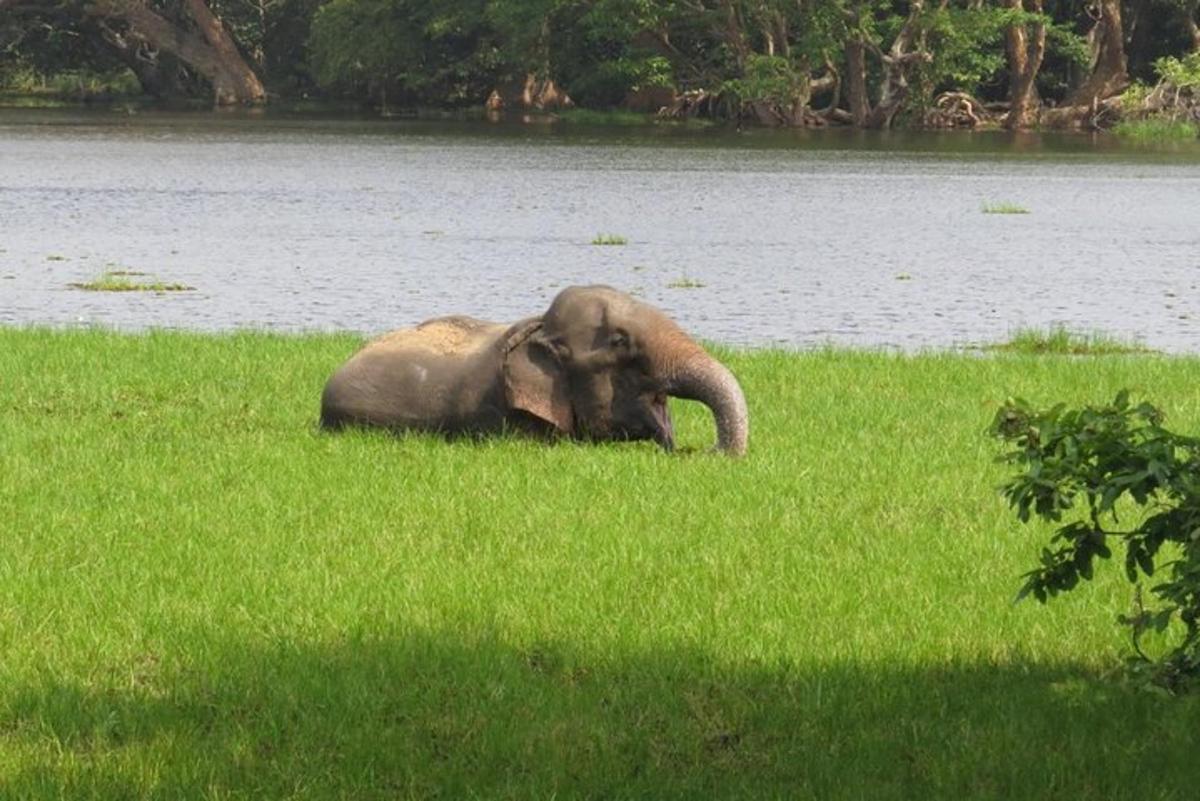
590,233,628,246
1,328,1199,799
1113,118,1200,141
667,275,706,289
981,201,1030,214
986,325,1150,355
68,270,194,292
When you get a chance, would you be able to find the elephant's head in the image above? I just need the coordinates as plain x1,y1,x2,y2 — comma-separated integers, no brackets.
502,285,748,456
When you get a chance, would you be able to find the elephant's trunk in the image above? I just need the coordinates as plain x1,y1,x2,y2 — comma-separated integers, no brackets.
660,347,749,457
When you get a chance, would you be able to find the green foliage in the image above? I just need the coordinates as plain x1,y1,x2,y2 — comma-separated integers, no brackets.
722,53,806,107
0,65,142,98
993,392,1200,692
919,7,1009,98
1154,51,1200,91
1115,52,1200,140
1033,12,1092,101
546,1,678,107
0,0,1196,119
308,0,498,105
1119,81,1153,113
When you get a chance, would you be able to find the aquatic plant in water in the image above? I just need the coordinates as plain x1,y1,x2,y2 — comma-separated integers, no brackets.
69,270,194,293
981,202,1030,215
591,234,628,246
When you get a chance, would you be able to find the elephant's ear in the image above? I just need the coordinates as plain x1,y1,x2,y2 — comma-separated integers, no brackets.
503,320,574,435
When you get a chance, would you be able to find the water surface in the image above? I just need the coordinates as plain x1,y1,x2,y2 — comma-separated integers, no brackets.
3,107,1199,351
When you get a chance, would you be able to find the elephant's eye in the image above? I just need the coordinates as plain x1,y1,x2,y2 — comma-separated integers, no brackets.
609,329,630,350
547,336,572,360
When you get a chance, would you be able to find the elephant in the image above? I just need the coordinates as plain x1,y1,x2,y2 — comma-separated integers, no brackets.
319,285,748,455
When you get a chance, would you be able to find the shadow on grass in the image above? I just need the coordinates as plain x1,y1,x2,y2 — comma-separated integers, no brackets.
4,632,1199,799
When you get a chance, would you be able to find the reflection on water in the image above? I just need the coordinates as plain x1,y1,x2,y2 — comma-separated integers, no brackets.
2,107,1199,351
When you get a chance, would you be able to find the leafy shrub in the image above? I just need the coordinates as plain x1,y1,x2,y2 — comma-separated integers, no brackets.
1155,52,1200,92
992,392,1200,693
1116,51,1200,139
721,54,806,108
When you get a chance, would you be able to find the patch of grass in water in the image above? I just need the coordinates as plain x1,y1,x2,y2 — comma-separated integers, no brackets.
69,270,194,293
981,202,1030,215
986,326,1151,355
591,234,628,246
667,275,705,289
46,254,69,261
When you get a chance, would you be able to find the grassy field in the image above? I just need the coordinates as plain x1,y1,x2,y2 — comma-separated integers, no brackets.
2,328,1200,799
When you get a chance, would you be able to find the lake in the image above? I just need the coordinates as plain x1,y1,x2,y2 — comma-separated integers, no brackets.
2,107,1199,350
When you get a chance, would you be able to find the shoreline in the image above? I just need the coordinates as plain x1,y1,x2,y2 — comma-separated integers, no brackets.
0,324,1170,358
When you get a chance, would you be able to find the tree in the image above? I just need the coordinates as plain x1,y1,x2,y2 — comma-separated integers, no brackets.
1067,0,1127,104
0,0,265,103
1003,0,1045,129
308,0,498,108
864,0,932,128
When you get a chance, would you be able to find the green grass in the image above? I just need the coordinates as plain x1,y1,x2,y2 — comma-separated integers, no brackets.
590,233,628,246
68,271,195,293
986,325,1150,355
2,328,1200,799
667,275,706,289
0,66,143,99
981,201,1030,215
1113,117,1200,141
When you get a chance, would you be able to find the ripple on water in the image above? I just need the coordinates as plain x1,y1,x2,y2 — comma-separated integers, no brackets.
3,112,1200,350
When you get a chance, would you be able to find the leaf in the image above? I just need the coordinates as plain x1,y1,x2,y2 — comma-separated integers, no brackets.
1014,582,1038,604
1125,549,1141,583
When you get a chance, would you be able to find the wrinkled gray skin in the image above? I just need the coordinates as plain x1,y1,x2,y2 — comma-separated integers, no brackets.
320,285,748,455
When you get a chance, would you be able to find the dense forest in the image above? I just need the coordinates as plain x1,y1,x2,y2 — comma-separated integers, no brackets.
1,0,1198,130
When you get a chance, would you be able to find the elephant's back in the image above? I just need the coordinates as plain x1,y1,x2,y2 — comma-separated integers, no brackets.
359,315,504,359
320,315,506,432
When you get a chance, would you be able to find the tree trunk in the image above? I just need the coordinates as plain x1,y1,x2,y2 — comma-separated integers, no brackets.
1188,8,1200,51
864,0,928,130
180,0,264,103
1068,0,1128,105
485,74,573,112
85,0,266,105
845,37,870,127
1003,0,1045,130
719,0,750,72
89,18,193,98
